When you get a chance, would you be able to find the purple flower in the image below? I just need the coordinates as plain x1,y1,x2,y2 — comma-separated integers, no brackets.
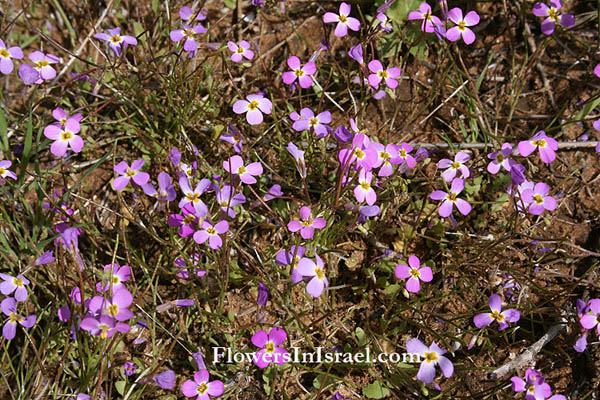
179,6,207,22
175,253,206,279
264,184,283,201
437,151,470,182
232,93,272,125
446,8,480,45
367,60,401,89
348,44,364,64
223,155,263,184
35,250,55,266
511,368,551,399
94,28,138,56
215,184,246,218
595,64,600,78
154,369,176,390
89,288,135,321
323,2,361,37
354,168,377,205
287,142,307,178
53,107,83,126
297,253,328,297
219,125,244,153
429,178,472,218
112,160,150,191
579,299,600,335
227,40,254,62
44,118,84,157
338,133,378,172
18,64,40,84
292,108,332,138
257,283,270,306
487,143,513,174
142,172,177,201
0,274,30,301
80,314,129,338
518,131,558,163
406,338,453,384
96,263,131,293
533,0,575,35
170,25,207,53
179,176,211,216
182,369,223,399
376,13,392,32
193,220,229,249
395,255,433,293
370,142,401,176
0,160,17,180
124,362,136,376
473,294,520,330
0,39,23,74
169,203,201,237
282,56,316,89
29,51,59,82
1,297,36,340
288,206,327,239
251,327,289,368
408,3,443,33
276,246,306,284
522,182,556,215
393,143,417,169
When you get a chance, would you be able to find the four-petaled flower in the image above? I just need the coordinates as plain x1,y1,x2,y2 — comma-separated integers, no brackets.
282,56,316,89
367,60,401,89
227,40,254,62
276,245,306,284
0,39,23,74
0,160,17,181
406,338,454,384
510,368,552,400
112,160,150,191
522,182,556,215
1,297,36,340
533,0,575,35
446,8,480,45
29,51,59,82
408,3,442,33
182,369,224,400
223,155,263,184
518,131,558,164
487,143,513,174
437,151,470,182
429,178,472,218
473,294,520,331
354,168,377,205
44,117,84,157
297,253,328,297
233,93,272,125
292,108,332,138
395,255,433,293
193,220,229,249
251,327,290,368
0,273,30,301
323,2,361,37
579,298,600,335
288,206,327,239
94,28,138,56
170,24,208,53
179,176,211,216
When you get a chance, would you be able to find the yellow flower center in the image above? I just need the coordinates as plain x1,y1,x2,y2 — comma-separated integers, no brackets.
0,168,4,175
300,220,313,227
236,47,245,54
399,149,407,157
60,118,67,125
98,323,110,339
206,227,217,235
183,214,196,225
532,139,547,148
186,193,200,202
458,20,466,31
35,60,49,69
13,277,24,287
354,148,365,159
533,194,544,204
112,276,120,285
446,192,458,202
125,168,136,178
315,267,325,280
380,151,391,160
424,351,438,363
248,100,260,111
110,34,122,44
197,382,208,394
0,48,9,58
339,15,348,24
378,70,389,79
237,166,247,175
9,312,22,323
409,268,420,279
496,153,504,162
61,131,73,141
360,181,370,191
108,304,119,317
548,8,559,21
491,310,505,322
265,342,275,353
184,28,196,38
451,161,461,169
294,68,304,77
309,117,319,126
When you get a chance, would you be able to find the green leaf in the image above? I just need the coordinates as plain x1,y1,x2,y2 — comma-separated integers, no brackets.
0,108,7,153
224,0,236,9
355,327,368,347
386,0,422,25
115,380,126,395
363,380,390,399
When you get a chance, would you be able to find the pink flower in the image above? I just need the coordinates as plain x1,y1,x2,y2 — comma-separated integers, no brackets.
292,108,332,138
533,0,575,35
338,133,378,172
354,168,377,205
170,25,207,53
182,369,224,399
193,220,229,249
367,60,401,89
287,206,326,239
406,338,453,384
282,56,316,88
487,143,513,174
251,327,289,368
0,160,17,180
522,182,556,215
376,13,392,33
408,3,442,33
276,246,306,284
29,51,59,82
112,160,150,191
178,176,211,215
518,131,558,163
473,294,520,330
43,118,84,157
323,2,361,37
52,107,83,127
595,63,600,78
94,28,138,56
89,288,135,321
1,298,36,340
286,142,307,178
80,314,128,339
429,178,472,218
227,40,254,62
393,143,417,169
394,255,433,293
0,39,23,74
179,6,207,23
437,151,470,182
0,274,30,301
370,142,400,176
446,8,480,45
232,93,272,125
223,155,263,184
579,299,600,335
297,253,328,297
96,263,131,293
